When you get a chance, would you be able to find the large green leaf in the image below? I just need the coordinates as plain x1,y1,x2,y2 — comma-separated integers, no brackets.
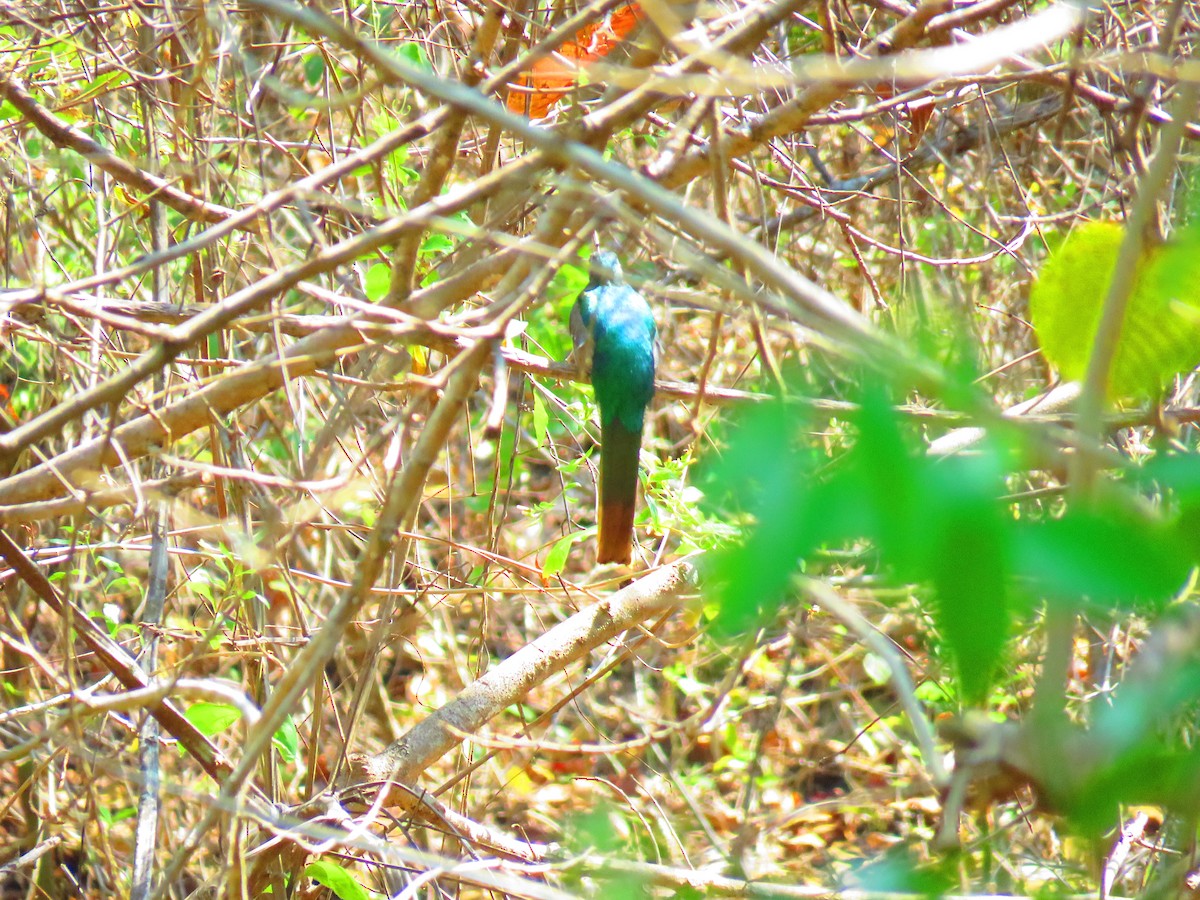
1030,221,1200,400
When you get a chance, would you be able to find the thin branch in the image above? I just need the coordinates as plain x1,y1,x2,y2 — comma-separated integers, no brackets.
0,154,534,468
0,71,240,227
0,529,235,784
803,579,948,788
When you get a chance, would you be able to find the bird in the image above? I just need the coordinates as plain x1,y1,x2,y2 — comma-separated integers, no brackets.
570,250,657,565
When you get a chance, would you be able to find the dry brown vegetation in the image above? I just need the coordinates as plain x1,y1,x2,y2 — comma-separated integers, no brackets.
0,0,1198,897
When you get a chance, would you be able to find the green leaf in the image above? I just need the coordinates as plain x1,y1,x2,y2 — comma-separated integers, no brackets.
544,531,584,577
370,112,400,139
550,261,589,304
847,391,1012,702
185,702,242,737
1135,453,1200,562
397,42,432,72
531,392,549,448
1030,222,1121,386
851,847,955,896
1053,632,1200,835
922,452,1011,705
364,263,391,302
1063,743,1200,838
706,398,812,634
1030,221,1200,400
1137,451,1200,500
273,716,299,763
303,53,326,86
845,384,923,576
304,860,371,900
418,233,454,256
98,805,135,826
563,804,626,854
708,383,1018,700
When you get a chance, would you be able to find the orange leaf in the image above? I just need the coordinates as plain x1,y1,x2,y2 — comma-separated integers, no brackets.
905,97,935,147
506,3,644,118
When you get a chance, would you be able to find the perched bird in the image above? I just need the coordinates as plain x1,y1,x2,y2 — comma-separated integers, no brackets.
570,251,657,564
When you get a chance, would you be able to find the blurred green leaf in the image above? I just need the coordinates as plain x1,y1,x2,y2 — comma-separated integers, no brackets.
923,452,1011,705
1133,453,1200,563
551,261,589,304
1065,744,1200,837
1014,495,1191,610
706,398,812,635
849,846,955,896
1136,452,1200,499
1094,660,1200,756
709,385,1019,702
1030,222,1120,387
846,384,923,576
526,260,588,362
419,233,454,256
564,804,626,854
532,391,549,448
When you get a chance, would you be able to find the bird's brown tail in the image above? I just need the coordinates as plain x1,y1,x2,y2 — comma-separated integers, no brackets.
597,418,643,565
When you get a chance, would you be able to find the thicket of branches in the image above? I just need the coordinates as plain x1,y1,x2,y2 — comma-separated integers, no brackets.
1,0,1198,896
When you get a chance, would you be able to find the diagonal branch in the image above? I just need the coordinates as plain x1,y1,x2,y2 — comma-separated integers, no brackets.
346,559,697,788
